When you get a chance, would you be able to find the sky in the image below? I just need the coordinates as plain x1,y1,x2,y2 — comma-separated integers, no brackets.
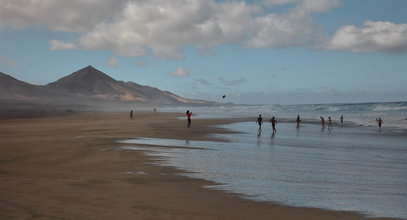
0,0,406,105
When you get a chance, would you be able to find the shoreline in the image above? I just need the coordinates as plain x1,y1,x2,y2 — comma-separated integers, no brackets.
0,112,399,219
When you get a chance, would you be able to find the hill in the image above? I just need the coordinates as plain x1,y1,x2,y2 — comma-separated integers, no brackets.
0,66,216,112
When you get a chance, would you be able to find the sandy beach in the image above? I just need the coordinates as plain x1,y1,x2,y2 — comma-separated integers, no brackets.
0,112,398,220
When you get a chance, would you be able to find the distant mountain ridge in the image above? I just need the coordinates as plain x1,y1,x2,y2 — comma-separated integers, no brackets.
0,66,216,110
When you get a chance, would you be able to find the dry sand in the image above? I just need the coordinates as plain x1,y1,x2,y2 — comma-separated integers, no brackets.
0,112,396,219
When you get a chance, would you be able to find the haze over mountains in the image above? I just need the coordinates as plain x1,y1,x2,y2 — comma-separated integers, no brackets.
0,66,216,113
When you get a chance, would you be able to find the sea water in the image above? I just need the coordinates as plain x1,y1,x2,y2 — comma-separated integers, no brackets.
164,101,407,129
121,121,407,219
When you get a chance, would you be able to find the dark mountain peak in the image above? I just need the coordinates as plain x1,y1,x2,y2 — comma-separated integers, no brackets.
49,66,115,86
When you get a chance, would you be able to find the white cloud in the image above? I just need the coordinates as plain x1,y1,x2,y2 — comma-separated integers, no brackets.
107,57,118,67
49,40,78,50
0,0,125,32
324,21,407,53
78,0,256,58
78,0,340,57
247,0,339,48
170,67,189,77
4,0,404,56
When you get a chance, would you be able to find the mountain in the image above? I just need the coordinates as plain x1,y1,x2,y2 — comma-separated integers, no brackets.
0,72,48,101
47,66,118,96
0,66,216,110
46,65,209,105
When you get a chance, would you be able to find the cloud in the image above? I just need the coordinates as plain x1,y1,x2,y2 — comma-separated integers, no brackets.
247,0,340,48
0,0,126,32
0,56,17,67
0,0,342,57
4,0,405,57
195,79,212,86
106,57,118,67
218,77,246,86
170,67,189,77
323,21,407,53
78,0,340,57
49,40,78,50
78,0,256,58
263,0,339,12
262,0,298,7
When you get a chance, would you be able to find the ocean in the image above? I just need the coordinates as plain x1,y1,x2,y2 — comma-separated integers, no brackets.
122,101,407,219
165,101,407,130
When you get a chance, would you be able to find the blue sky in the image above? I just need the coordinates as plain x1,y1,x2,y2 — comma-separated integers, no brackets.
0,0,406,104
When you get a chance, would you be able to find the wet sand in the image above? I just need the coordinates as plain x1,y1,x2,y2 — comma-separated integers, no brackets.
0,112,397,219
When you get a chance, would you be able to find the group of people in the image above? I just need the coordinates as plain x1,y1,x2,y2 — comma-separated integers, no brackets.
258,114,341,133
256,114,278,133
130,110,384,130
319,116,333,129
255,113,384,133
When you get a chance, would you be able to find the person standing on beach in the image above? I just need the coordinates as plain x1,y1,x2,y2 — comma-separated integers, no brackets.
328,117,333,129
340,115,344,125
296,115,301,128
186,110,192,128
270,116,277,133
377,117,383,128
320,116,325,128
256,114,263,130
130,110,133,120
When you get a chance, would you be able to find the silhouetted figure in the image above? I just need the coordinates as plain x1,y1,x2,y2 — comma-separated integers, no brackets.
130,110,133,119
340,115,344,125
296,115,301,128
270,116,277,133
153,108,157,112
256,114,263,130
320,117,325,128
377,118,383,128
222,95,226,99
186,110,192,128
328,117,332,129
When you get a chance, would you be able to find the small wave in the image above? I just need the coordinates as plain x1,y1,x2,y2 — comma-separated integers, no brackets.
372,105,407,112
326,106,341,112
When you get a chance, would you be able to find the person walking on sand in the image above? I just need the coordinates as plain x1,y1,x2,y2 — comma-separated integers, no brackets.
377,117,383,128
186,110,192,128
296,115,301,128
340,115,344,125
270,116,277,133
130,110,133,120
328,117,333,129
320,116,325,128
256,114,263,130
